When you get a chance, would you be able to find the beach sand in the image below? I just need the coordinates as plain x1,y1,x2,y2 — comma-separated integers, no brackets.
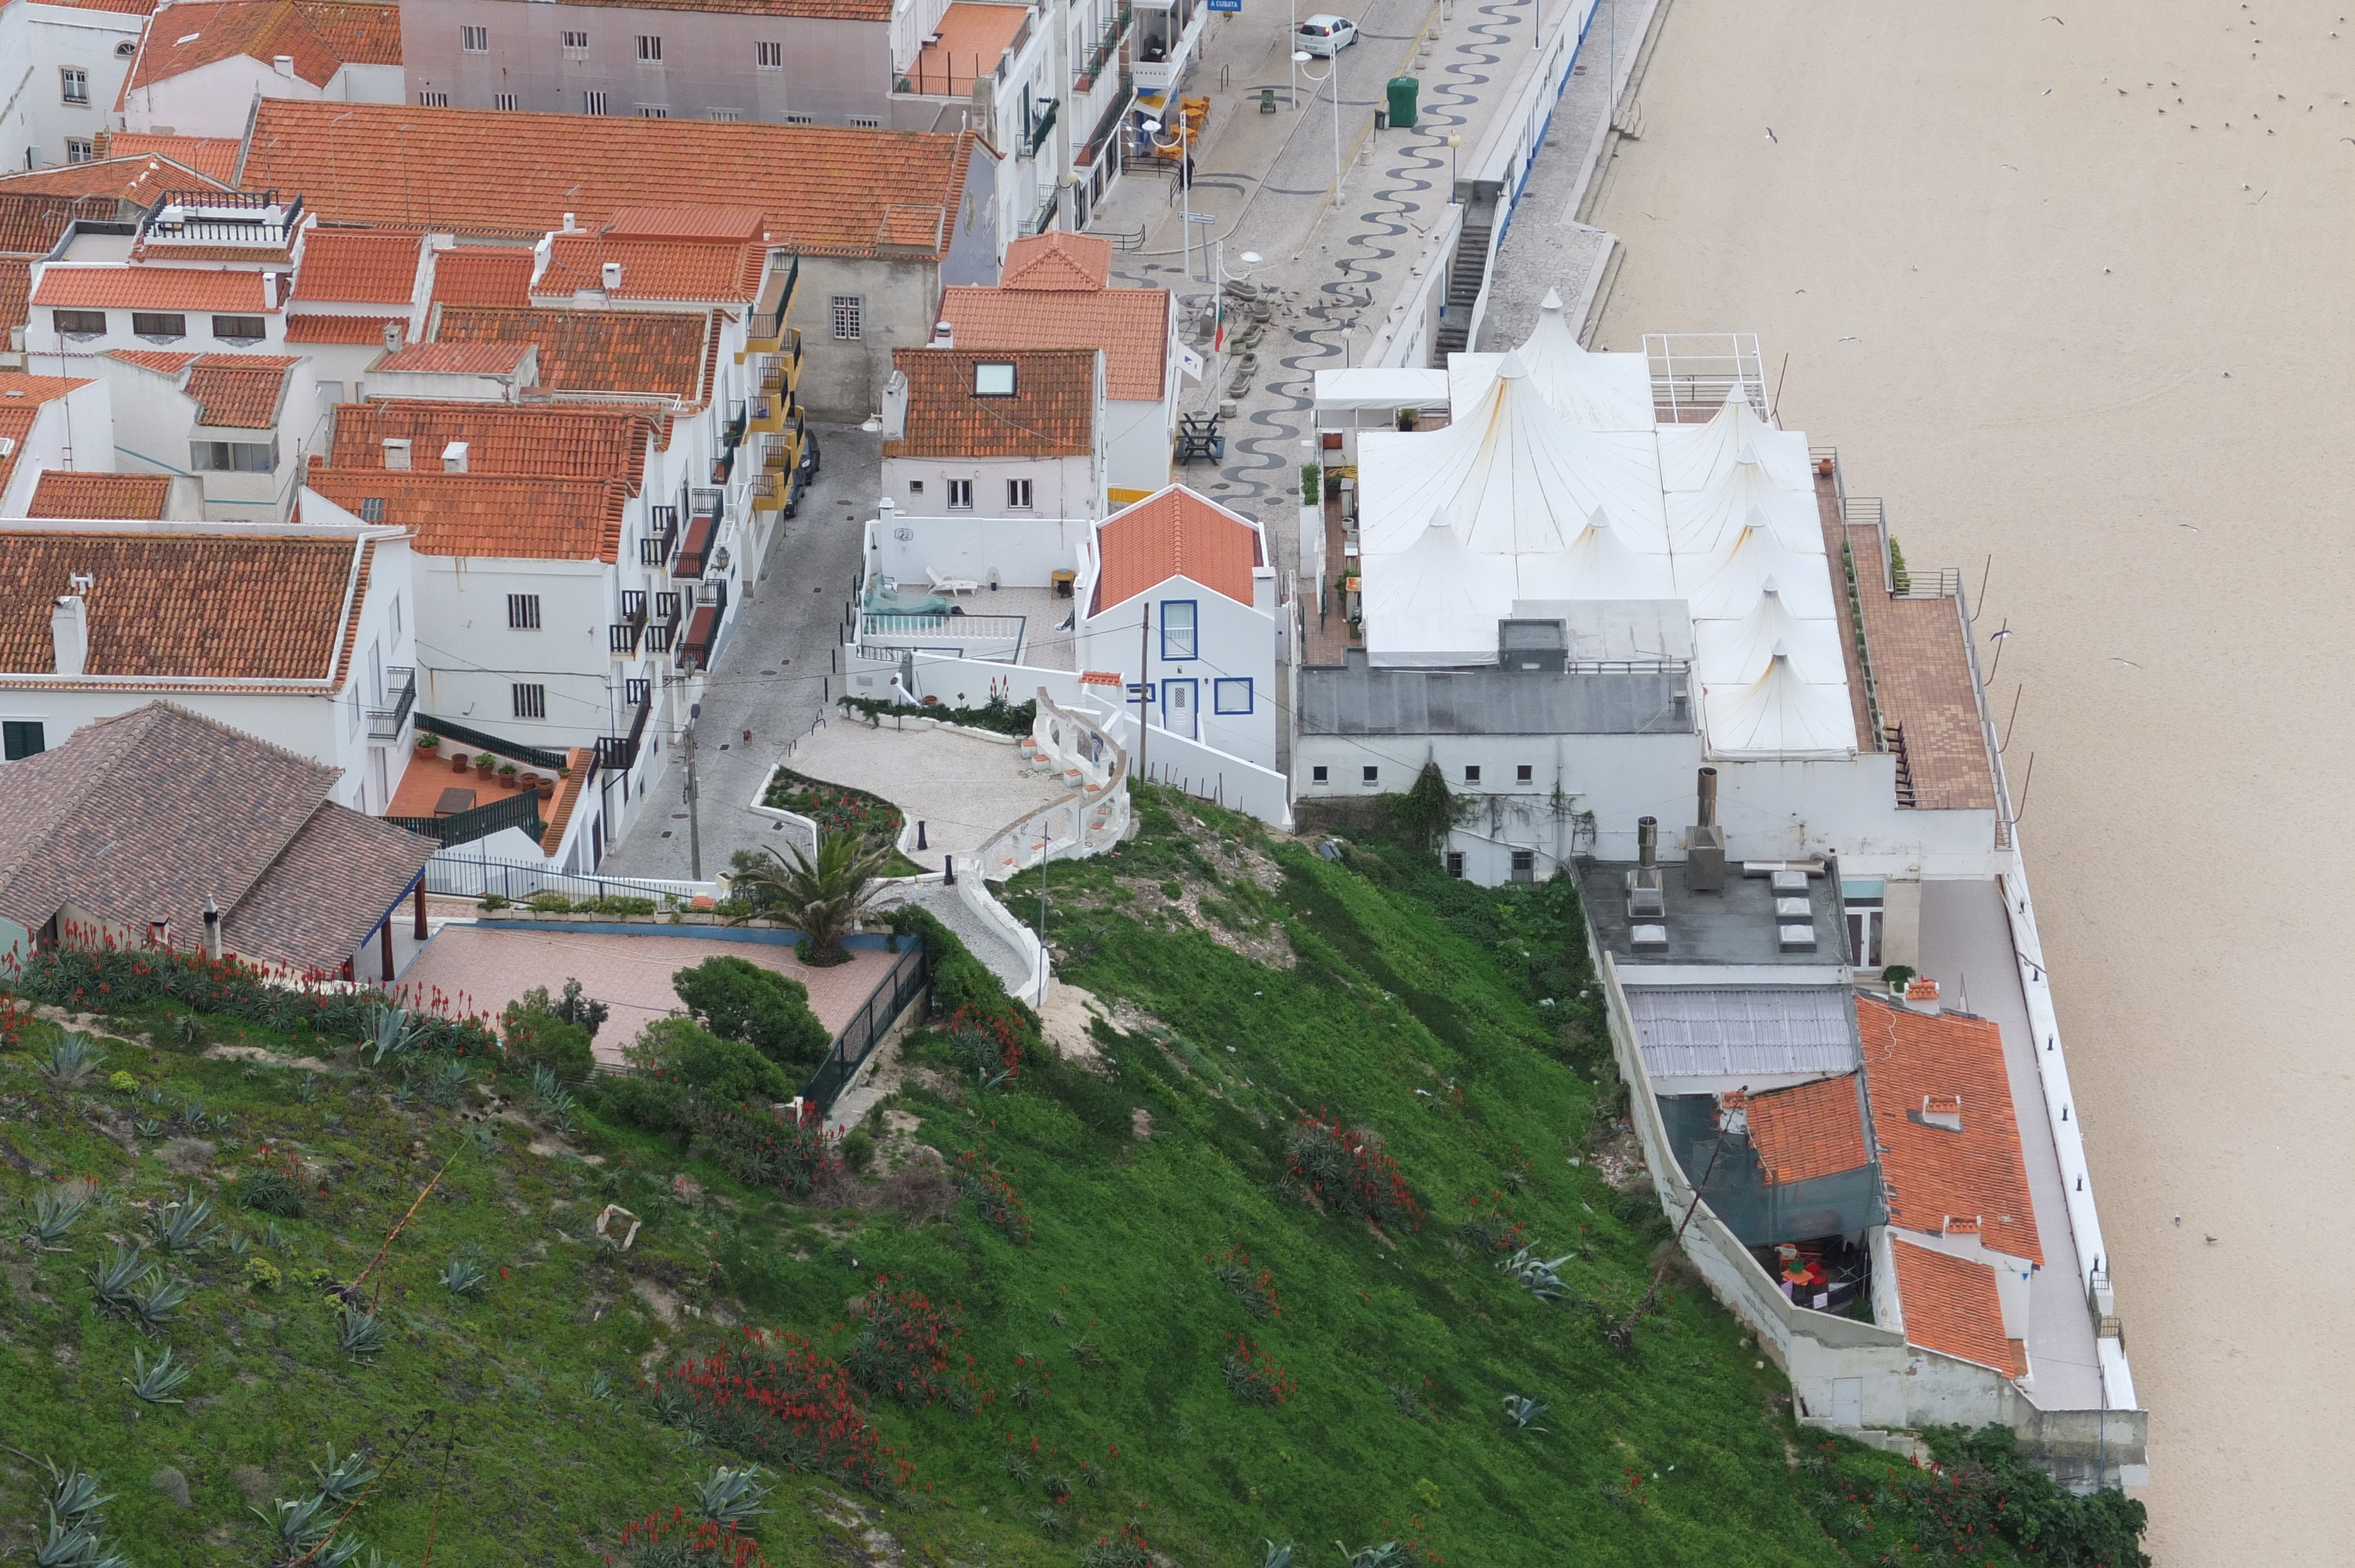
1589,2,2355,1560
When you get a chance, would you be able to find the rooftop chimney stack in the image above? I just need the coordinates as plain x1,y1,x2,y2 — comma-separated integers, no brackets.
1903,976,1943,1015
1626,816,1665,920
442,441,469,474
380,320,403,353
932,321,954,348
1686,766,1726,893
49,593,87,677
202,896,222,962
273,54,295,77
601,261,623,293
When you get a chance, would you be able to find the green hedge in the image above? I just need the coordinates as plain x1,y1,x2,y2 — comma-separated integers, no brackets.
837,693,1036,737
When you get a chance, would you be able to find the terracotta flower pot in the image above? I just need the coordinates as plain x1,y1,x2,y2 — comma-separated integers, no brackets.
476,762,495,780
499,772,518,790
536,781,556,801
450,754,470,773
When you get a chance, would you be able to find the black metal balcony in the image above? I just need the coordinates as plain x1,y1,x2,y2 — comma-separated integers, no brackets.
609,623,641,655
365,666,416,742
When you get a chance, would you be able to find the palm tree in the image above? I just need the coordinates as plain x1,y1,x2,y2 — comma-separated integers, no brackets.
729,830,893,965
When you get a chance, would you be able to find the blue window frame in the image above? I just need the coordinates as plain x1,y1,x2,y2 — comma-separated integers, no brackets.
1159,599,1198,660
1213,677,1252,714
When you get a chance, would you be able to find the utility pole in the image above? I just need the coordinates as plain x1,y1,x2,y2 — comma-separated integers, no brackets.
1136,602,1150,784
1037,811,1050,1006
684,699,703,880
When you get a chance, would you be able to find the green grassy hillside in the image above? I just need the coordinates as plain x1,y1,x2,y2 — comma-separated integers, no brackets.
0,788,2144,1567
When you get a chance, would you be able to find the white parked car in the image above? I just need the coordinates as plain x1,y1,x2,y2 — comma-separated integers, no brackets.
1295,14,1358,55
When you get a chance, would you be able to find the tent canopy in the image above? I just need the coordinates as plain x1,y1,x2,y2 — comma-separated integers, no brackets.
1314,366,1452,416
1362,507,1516,667
1704,650,1858,759
1659,384,1815,491
1448,290,1658,433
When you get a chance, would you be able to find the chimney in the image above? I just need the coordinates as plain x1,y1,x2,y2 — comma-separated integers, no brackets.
382,437,412,471
442,440,469,474
881,367,909,441
932,320,954,347
50,593,88,676
1903,976,1943,1015
601,260,623,293
1625,816,1664,920
1921,1095,1964,1133
562,211,578,233
1686,766,1726,893
202,896,223,962
273,54,296,77
380,320,404,353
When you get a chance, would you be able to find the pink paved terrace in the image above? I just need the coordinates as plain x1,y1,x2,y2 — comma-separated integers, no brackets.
396,927,894,1067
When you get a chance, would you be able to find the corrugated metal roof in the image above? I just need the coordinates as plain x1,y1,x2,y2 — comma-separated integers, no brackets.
1626,986,1857,1081
1297,653,1688,736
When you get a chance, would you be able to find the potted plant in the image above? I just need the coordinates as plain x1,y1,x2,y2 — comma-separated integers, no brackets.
536,776,557,802
518,771,540,794
475,755,496,781
497,762,519,789
449,750,471,773
416,733,440,754
1396,406,1420,431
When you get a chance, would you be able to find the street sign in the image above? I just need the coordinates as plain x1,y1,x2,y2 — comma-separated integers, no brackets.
1208,0,1241,12
1183,211,1215,223
1178,344,1205,380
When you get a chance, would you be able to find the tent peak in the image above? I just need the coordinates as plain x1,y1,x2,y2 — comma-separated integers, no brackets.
1496,350,1530,380
1540,288,1564,312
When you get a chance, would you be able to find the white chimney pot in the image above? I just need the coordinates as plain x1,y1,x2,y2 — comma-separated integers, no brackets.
51,594,88,677
442,440,469,474
601,260,623,292
273,53,295,77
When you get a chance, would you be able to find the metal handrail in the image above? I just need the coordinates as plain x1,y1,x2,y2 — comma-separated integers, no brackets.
414,714,569,771
387,787,545,849
366,667,416,742
799,940,928,1112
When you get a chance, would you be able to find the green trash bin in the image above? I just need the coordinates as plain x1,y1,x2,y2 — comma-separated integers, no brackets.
1386,75,1418,132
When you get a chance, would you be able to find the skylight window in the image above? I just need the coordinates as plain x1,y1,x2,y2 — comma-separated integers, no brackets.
973,361,1015,396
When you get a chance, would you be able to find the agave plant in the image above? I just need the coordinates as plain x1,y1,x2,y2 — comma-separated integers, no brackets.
366,1001,425,1067
133,1118,165,1140
1032,1509,1067,1540
1500,1245,1573,1303
23,1177,97,1251
583,1369,616,1404
1339,1545,1407,1568
310,1447,380,1507
420,1058,472,1109
145,1187,221,1255
31,1513,129,1568
253,1494,335,1558
438,1249,489,1298
337,1305,389,1358
690,1465,772,1529
124,1345,192,1405
293,1074,321,1104
41,1032,103,1087
130,1273,190,1333
1259,1544,1296,1568
1501,1393,1549,1431
88,1245,153,1317
42,1462,112,1527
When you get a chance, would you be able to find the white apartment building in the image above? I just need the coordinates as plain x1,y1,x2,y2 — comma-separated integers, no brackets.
880,341,1106,521
0,0,145,170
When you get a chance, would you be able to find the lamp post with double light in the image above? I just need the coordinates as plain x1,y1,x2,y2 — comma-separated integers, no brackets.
1293,49,1342,201
1140,118,1196,280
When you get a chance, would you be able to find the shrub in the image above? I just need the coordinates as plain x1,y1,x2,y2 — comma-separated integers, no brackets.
1209,1248,1281,1318
246,1256,283,1293
760,769,904,846
124,1344,191,1404
690,1466,772,1530
589,1072,691,1138
23,1177,96,1249
235,1146,307,1217
653,1328,906,1494
686,1099,841,1198
41,1031,102,1085
618,1510,771,1567
951,1148,1032,1245
1460,1191,1528,1255
834,693,1036,736
846,1277,981,1410
502,991,596,1082
1079,1524,1155,1568
1283,1112,1423,1230
1220,1332,1296,1406
628,1018,794,1105
672,957,830,1072
946,1007,1023,1090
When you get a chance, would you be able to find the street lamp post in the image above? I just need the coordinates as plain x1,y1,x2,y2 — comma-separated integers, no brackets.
1293,49,1341,200
1141,118,1193,279
1446,132,1461,201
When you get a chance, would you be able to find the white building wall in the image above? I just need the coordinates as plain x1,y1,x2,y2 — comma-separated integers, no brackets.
1102,393,1173,501
864,509,1091,588
409,555,616,750
1076,569,1275,768
880,448,1099,521
122,55,331,137
2,2,142,170
0,379,112,513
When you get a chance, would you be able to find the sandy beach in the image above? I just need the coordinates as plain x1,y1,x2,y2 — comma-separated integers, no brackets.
1589,2,2355,1560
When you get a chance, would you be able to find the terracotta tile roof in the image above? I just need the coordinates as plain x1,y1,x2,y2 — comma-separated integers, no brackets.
538,232,768,304
185,354,300,428
605,207,765,241
0,155,233,202
32,266,273,312
429,247,535,307
25,471,173,519
100,134,241,184
1856,995,2042,1265
509,0,885,13
305,467,628,562
0,192,120,256
0,260,31,340
937,270,1169,403
126,0,400,92
0,529,361,679
876,204,945,251
1743,1073,1870,1184
883,346,1094,460
293,229,423,304
1079,669,1123,686
44,0,159,12
241,100,983,257
1888,1239,2027,1379
1000,231,1113,290
433,305,712,401
0,702,429,975
285,313,405,344
0,373,89,405
1092,485,1263,613
907,3,1031,95
104,348,199,375
376,340,531,375
536,747,597,856
329,401,655,491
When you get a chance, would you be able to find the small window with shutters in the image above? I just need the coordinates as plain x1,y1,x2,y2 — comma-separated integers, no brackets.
508,593,542,630
512,683,547,719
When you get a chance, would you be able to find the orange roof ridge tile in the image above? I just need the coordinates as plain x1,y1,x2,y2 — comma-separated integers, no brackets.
293,229,425,304
99,134,241,184
26,471,173,519
1000,230,1115,291
432,305,709,400
33,266,273,312
429,247,536,308
327,400,655,491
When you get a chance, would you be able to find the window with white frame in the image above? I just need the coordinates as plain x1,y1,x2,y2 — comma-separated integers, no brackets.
974,361,1016,395
508,593,542,629
635,34,663,61
417,89,449,106
190,440,274,472
946,478,974,510
1006,477,1033,510
52,308,104,334
1310,765,1328,783
636,104,668,118
1159,600,1197,660
709,107,743,121
829,295,861,339
562,28,589,55
1510,849,1535,883
1362,765,1379,785
460,25,487,51
213,314,264,341
131,312,186,339
1213,677,1252,714
64,138,95,163
848,115,882,128
1462,763,1481,783
512,683,547,719
1515,763,1533,782
583,89,608,113
782,112,815,124
60,68,88,105
493,91,519,110
756,41,784,68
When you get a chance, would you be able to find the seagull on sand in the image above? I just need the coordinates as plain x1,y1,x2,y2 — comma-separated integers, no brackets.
2180,523,2201,534
1764,127,1777,142
2110,658,2141,668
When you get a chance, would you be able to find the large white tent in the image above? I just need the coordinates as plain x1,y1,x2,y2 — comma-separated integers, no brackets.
1657,385,1815,491
1674,514,1841,620
1516,506,1679,600
1448,290,1658,434
1693,584,1849,685
1666,467,1824,557
1703,649,1858,759
1362,507,1519,666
